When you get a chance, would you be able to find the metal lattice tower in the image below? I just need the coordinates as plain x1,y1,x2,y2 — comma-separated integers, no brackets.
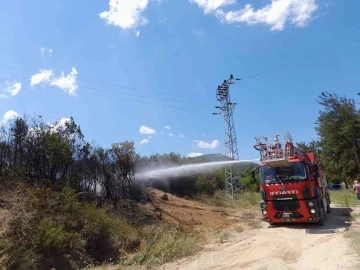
213,74,241,199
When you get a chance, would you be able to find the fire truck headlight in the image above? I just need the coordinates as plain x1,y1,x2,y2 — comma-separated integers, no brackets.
310,209,316,214
262,209,267,215
308,202,314,207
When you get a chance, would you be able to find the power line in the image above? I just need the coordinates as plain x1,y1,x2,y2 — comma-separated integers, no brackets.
1,48,360,110
0,72,215,108
243,27,360,80
250,50,360,76
76,91,213,114
78,85,215,108
1,48,359,92
0,72,212,114
0,64,214,102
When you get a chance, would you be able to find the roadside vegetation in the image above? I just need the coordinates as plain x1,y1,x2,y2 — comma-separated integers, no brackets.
0,114,256,270
329,190,359,206
201,189,260,209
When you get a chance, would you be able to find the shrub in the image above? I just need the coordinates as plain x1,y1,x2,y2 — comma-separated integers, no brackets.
125,225,202,268
2,185,140,270
206,190,260,208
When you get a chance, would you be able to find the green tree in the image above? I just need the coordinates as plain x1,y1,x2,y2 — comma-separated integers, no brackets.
296,140,321,158
110,141,137,200
315,92,360,187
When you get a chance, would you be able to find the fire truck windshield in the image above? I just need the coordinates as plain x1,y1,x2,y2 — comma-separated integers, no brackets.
259,162,307,183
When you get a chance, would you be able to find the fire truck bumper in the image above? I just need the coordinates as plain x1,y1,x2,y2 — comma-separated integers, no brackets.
260,198,322,224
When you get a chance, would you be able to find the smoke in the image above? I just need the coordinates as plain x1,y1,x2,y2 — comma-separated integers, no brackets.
135,159,260,182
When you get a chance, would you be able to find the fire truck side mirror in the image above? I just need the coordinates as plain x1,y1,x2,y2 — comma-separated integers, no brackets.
313,164,319,178
251,167,258,183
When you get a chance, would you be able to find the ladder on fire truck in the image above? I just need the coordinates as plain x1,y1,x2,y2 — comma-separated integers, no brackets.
253,132,301,167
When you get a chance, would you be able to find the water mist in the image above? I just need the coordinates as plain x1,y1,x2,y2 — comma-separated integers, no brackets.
135,159,260,182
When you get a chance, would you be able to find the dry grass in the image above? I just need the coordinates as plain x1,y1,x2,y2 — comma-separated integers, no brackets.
214,230,231,244
83,224,202,270
204,190,260,210
344,211,360,263
247,220,262,229
122,224,202,269
329,190,359,206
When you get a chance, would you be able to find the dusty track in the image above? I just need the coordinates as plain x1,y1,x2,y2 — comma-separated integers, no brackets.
159,206,358,270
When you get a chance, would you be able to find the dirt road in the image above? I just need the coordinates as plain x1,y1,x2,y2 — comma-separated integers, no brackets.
159,206,358,270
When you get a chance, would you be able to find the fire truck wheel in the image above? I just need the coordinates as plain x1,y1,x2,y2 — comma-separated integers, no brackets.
318,207,325,226
326,202,331,213
326,194,331,213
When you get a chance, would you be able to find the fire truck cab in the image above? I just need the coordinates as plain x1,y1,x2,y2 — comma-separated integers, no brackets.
251,132,331,226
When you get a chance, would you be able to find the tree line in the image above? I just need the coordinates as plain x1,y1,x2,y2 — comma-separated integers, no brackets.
0,114,257,202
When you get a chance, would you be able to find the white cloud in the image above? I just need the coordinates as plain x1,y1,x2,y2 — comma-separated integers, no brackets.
194,139,220,149
0,110,19,125
140,138,150,144
139,125,156,135
99,0,150,31
26,118,72,138
191,0,318,31
189,0,235,14
164,125,171,130
192,29,205,37
168,133,174,137
188,152,203,158
54,118,70,129
40,47,53,55
8,82,21,96
216,0,318,30
0,82,21,98
179,134,184,138
136,30,140,37
158,17,167,23
30,69,54,86
48,118,71,133
40,47,53,64
50,67,78,96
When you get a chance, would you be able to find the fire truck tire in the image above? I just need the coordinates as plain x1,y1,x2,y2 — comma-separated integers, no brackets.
318,207,325,226
326,194,331,213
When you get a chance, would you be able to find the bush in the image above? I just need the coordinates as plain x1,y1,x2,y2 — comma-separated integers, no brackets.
125,225,202,268
1,185,140,270
206,190,260,208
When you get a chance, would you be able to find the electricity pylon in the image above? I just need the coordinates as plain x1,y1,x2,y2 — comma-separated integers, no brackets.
213,74,241,200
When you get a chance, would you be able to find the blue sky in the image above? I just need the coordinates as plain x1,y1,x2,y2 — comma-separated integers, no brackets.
0,0,359,160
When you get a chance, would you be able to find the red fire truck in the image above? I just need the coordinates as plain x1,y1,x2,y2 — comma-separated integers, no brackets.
251,132,331,225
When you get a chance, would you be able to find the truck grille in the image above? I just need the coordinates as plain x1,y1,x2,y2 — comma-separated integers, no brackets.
273,195,299,211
